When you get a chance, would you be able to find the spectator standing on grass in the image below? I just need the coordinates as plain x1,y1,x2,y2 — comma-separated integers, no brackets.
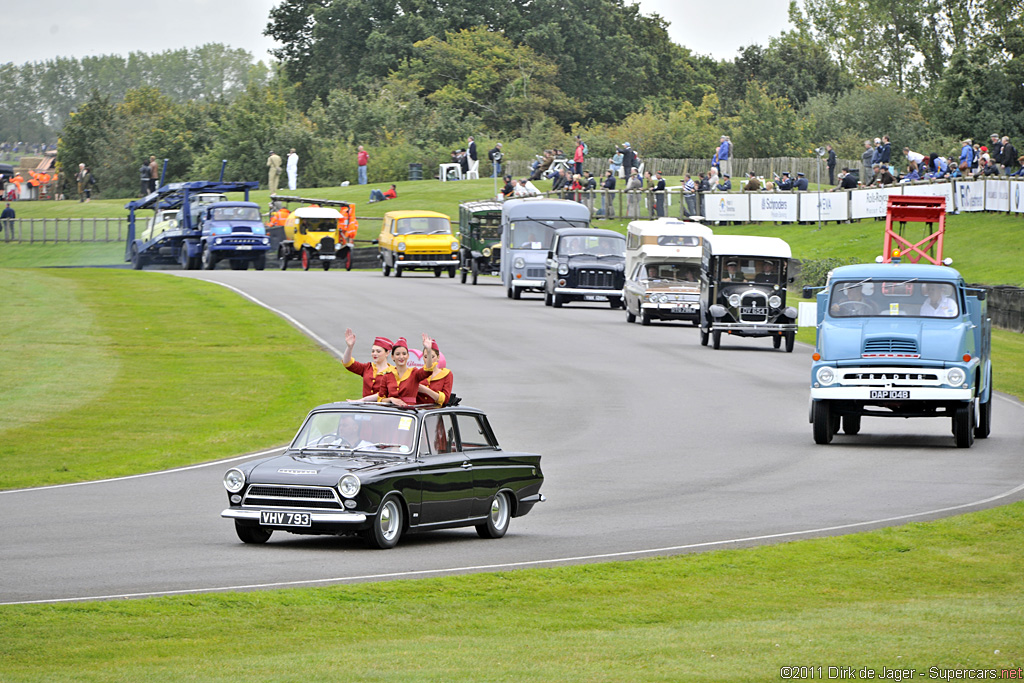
287,148,299,190
826,144,836,185
999,136,1017,174
880,136,892,165
1,202,14,241
960,140,973,169
626,168,642,217
467,137,478,179
602,170,616,218
487,143,503,178
609,148,623,178
862,141,875,181
708,167,719,192
990,134,1003,164
357,145,369,185
82,167,95,202
267,150,282,193
653,171,667,218
76,163,87,202
682,173,696,217
718,136,732,178
573,136,585,176
138,160,151,197
621,143,636,180
148,156,159,193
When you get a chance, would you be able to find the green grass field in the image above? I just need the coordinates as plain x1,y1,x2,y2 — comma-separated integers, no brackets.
2,185,1023,678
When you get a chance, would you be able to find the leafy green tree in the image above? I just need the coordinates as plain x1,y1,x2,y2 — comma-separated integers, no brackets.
731,82,811,157
56,93,131,198
801,86,931,157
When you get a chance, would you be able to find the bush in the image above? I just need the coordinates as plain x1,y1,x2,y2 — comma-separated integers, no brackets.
794,256,858,290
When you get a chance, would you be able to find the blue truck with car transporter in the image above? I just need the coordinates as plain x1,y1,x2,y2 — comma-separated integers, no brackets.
124,180,268,271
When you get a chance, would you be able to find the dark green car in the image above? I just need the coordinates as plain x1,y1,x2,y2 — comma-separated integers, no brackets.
458,200,503,284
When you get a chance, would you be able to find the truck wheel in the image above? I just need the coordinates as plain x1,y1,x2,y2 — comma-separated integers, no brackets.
842,414,861,435
953,403,975,448
512,287,521,300
179,246,190,270
712,330,721,349
254,253,266,271
976,391,992,439
785,331,796,353
812,401,834,444
448,266,457,278
130,244,145,270
202,245,216,270
460,267,468,284
279,254,289,270
301,249,310,271
773,334,782,349
322,259,331,271
609,297,622,309
345,250,352,271
395,267,402,277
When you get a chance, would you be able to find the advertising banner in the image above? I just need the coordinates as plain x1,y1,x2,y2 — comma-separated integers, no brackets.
703,193,750,222
798,192,849,222
901,182,955,212
955,180,985,212
1011,180,1024,215
850,186,903,219
749,194,798,222
984,179,1010,212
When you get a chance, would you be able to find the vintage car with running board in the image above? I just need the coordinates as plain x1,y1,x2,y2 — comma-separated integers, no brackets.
221,402,545,548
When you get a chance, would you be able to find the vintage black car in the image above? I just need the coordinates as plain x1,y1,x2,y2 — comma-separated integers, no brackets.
701,235,798,352
543,227,626,308
221,403,545,549
458,200,503,285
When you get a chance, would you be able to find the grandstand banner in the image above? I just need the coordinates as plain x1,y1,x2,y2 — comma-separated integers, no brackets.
955,180,985,212
984,179,1010,212
902,183,955,212
798,192,849,222
1011,181,1024,215
750,194,798,222
704,193,750,222
850,186,903,219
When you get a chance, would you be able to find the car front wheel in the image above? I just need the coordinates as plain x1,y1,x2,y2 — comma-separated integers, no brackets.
476,491,511,539
365,495,404,549
235,521,272,544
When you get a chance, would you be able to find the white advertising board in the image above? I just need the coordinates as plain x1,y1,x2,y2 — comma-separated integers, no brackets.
703,193,750,222
955,180,985,212
850,186,903,219
901,182,955,212
984,179,1010,212
1011,180,1024,214
749,194,798,222
798,192,849,222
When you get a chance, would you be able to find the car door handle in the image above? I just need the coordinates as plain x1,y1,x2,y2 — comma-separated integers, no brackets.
461,461,473,469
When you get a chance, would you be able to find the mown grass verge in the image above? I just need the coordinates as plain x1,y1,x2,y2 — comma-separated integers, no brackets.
1,501,1022,681
0,268,359,490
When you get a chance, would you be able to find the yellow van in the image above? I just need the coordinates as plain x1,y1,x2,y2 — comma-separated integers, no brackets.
377,210,459,277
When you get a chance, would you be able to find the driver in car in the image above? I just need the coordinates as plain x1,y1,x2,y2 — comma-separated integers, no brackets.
830,283,877,316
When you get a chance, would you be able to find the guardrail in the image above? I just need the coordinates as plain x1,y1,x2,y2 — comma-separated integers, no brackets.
0,217,129,243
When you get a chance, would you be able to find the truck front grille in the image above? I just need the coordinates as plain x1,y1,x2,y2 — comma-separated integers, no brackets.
863,338,920,357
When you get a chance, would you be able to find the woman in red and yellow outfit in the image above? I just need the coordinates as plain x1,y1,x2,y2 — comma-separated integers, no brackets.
418,338,454,406
342,328,397,400
383,334,436,406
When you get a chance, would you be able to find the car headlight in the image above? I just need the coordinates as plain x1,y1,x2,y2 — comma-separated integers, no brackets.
262,237,269,245
657,294,668,303
338,474,361,498
768,295,782,308
816,366,836,386
513,257,525,269
224,468,245,493
947,368,966,386
557,263,568,275
397,241,406,252
451,241,459,251
482,247,492,257
728,293,741,307
214,237,223,245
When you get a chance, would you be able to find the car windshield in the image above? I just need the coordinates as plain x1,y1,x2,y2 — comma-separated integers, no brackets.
640,262,700,283
395,217,451,235
509,221,556,250
829,280,960,318
302,218,337,233
558,235,625,257
475,225,501,241
212,206,261,221
291,411,418,455
657,235,701,247
719,257,781,284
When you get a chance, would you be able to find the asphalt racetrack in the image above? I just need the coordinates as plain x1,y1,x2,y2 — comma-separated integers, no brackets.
2,269,1023,604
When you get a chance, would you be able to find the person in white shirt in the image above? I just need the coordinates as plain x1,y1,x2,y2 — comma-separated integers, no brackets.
903,147,925,166
920,284,958,317
287,148,299,190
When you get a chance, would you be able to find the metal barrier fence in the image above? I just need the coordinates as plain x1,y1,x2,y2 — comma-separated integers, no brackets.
500,156,861,180
0,217,128,243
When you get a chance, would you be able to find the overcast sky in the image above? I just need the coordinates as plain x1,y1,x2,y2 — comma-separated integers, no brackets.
1,0,793,64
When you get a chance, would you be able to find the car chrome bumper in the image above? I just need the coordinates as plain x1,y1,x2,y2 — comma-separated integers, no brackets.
513,279,544,288
712,322,797,332
810,387,972,400
221,508,368,524
554,287,619,297
641,302,700,311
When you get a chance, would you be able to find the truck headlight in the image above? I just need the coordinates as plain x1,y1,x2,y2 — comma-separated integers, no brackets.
557,263,568,275
262,237,269,245
768,295,782,308
728,294,741,307
513,257,525,269
451,241,459,251
224,468,245,493
397,242,406,252
338,474,361,498
946,368,966,386
215,237,223,245
816,366,836,386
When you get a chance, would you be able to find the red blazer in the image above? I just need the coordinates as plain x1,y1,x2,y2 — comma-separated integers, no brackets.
392,366,433,404
344,359,397,399
419,368,454,406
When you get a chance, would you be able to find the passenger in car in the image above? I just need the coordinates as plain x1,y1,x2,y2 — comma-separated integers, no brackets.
342,329,398,400
418,338,455,407
382,334,437,406
920,283,957,317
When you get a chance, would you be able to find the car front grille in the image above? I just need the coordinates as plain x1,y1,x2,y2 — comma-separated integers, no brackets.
738,292,768,322
243,485,342,510
225,235,265,246
863,338,920,357
578,269,617,289
319,236,336,251
401,253,454,261
526,267,545,279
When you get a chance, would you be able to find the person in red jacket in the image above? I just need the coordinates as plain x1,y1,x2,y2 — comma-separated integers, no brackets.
383,334,436,406
342,329,397,400
418,338,454,406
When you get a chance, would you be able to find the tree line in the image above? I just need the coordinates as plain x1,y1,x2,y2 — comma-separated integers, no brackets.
32,0,1024,198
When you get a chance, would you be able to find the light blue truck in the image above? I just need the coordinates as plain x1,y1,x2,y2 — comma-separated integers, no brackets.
808,262,992,448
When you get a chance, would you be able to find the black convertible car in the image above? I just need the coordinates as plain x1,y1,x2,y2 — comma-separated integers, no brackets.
221,402,545,549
